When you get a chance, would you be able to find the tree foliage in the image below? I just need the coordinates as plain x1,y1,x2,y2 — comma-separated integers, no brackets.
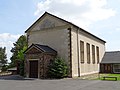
10,35,27,76
10,35,27,67
0,47,7,71
17,46,27,61
17,46,27,76
48,57,68,78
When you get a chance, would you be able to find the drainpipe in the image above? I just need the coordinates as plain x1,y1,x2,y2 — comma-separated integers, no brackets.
77,28,80,77
68,27,72,78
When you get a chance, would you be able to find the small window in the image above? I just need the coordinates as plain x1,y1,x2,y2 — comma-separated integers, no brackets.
86,43,90,64
80,41,84,63
96,46,99,64
92,45,95,64
113,64,120,73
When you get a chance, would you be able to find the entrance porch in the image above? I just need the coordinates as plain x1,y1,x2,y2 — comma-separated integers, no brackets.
24,44,57,78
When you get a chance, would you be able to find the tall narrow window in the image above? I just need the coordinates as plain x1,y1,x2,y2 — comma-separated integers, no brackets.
92,45,95,64
96,46,99,64
86,43,90,64
80,41,84,63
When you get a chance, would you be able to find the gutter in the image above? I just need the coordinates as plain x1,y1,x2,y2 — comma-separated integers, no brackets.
77,28,80,77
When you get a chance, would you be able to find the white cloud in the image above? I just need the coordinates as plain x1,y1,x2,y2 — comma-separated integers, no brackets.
0,33,21,62
34,0,116,30
116,28,120,31
0,33,20,42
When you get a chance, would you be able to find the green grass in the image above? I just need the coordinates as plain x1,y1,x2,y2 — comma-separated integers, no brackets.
98,74,120,81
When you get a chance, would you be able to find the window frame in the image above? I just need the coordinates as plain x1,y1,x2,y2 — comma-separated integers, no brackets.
80,41,84,63
86,43,90,64
92,45,95,64
96,46,99,64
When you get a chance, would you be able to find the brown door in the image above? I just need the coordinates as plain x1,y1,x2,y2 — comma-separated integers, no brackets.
104,64,111,73
29,60,38,78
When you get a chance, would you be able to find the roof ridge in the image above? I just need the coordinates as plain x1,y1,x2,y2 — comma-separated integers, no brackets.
106,51,120,53
35,44,47,46
25,11,106,43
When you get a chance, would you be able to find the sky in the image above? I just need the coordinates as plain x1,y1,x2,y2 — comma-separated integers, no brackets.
0,0,120,62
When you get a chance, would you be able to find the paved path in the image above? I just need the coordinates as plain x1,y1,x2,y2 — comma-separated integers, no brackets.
0,75,120,90
0,75,24,80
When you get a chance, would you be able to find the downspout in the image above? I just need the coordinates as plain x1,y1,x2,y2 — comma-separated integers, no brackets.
77,28,80,77
68,28,72,78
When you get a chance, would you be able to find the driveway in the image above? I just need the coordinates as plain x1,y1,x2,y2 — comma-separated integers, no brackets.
0,75,120,90
0,75,24,80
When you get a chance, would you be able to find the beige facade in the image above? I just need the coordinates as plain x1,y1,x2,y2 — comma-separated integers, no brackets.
28,27,69,63
25,12,106,78
71,27,105,77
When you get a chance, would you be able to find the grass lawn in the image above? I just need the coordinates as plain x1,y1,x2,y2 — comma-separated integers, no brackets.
98,74,120,81
75,73,120,81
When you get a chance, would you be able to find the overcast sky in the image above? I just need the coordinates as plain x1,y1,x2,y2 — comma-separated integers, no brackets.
0,0,120,62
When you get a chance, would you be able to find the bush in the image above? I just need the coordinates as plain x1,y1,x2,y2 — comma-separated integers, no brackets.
48,57,68,79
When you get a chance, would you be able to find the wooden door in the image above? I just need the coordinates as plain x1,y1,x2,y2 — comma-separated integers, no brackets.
29,60,38,78
104,64,111,73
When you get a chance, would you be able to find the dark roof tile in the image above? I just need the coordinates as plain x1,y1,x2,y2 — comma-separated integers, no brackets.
101,51,120,64
35,44,57,54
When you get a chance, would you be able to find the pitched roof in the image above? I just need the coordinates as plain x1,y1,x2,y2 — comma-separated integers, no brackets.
25,12,106,43
24,44,57,54
34,44,57,53
101,51,120,64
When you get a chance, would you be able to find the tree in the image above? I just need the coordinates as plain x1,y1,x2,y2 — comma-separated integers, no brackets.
17,46,27,76
10,35,27,76
10,35,27,67
0,47,7,71
48,57,68,78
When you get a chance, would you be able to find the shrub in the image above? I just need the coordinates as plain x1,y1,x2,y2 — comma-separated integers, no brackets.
48,57,68,79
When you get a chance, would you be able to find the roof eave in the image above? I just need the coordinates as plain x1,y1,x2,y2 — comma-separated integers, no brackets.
71,24,106,43
25,12,48,33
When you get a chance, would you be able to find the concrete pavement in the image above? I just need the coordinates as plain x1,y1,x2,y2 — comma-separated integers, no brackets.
0,75,119,90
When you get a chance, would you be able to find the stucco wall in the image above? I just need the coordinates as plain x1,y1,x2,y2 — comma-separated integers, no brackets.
28,27,69,63
26,13,71,64
30,14,67,32
71,27,105,77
